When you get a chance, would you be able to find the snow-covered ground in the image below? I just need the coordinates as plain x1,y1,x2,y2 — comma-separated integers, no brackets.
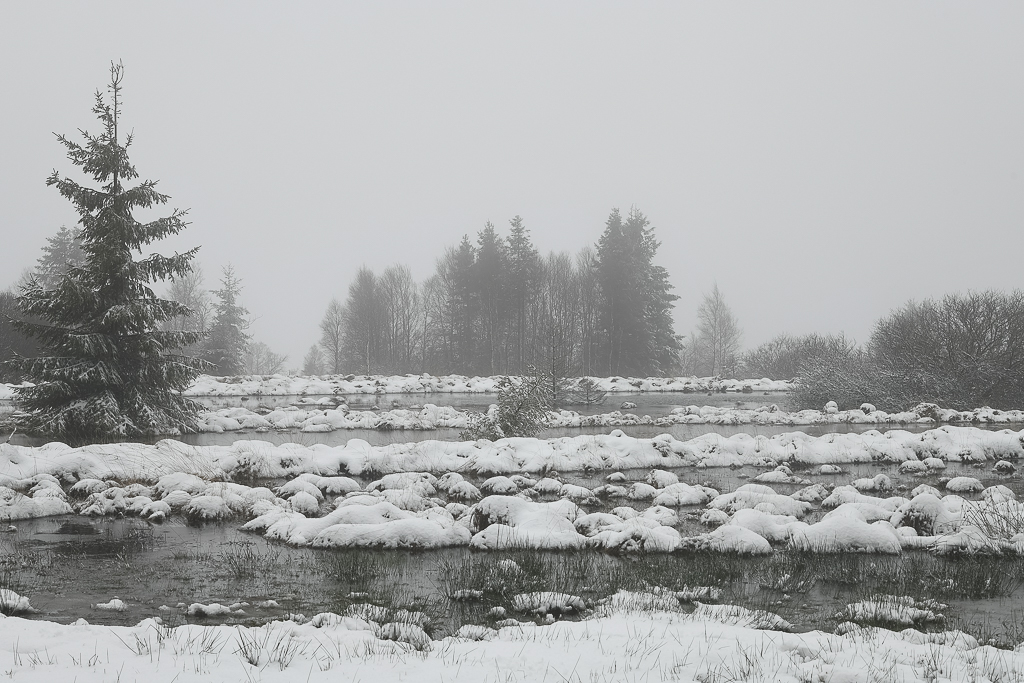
178,373,790,396
0,597,1020,682
1,427,1021,555
192,401,1024,433
182,373,792,396
7,424,1019,480
0,374,789,401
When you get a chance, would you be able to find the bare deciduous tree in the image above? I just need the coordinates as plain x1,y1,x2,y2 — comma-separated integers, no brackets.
318,298,346,374
164,265,212,337
694,284,741,376
244,341,287,375
796,290,1024,411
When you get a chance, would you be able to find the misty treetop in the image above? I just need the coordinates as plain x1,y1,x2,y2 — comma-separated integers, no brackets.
10,64,206,439
202,265,250,376
308,210,682,378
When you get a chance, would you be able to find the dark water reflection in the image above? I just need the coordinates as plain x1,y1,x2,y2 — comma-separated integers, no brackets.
4,513,1023,648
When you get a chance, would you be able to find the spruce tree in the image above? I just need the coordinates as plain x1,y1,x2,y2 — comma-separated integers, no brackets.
595,207,680,376
34,226,85,289
203,265,250,376
13,63,205,439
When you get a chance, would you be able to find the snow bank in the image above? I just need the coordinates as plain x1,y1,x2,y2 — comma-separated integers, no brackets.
0,602,1019,683
0,589,34,614
6,425,1022,485
548,402,1024,429
179,373,793,396
189,400,1024,434
2,432,1023,557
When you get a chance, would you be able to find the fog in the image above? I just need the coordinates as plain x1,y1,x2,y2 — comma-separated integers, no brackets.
1,2,1022,368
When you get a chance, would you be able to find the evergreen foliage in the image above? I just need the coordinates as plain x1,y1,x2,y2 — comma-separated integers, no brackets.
11,64,205,438
302,344,325,375
203,265,250,376
312,208,681,378
34,226,85,289
594,207,681,376
0,290,38,383
460,371,550,440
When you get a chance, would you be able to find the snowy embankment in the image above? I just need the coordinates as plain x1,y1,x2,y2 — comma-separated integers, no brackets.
3,425,1022,480
1,426,1022,555
178,373,793,397
0,602,1020,683
194,401,1024,433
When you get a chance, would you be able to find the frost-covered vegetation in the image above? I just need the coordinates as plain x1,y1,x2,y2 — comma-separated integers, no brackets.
794,291,1024,412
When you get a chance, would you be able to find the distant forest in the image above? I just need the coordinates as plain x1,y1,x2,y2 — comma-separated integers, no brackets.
6,214,1023,414
304,208,681,378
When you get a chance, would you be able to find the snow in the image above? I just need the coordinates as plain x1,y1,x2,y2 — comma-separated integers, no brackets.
1,428,1023,557
946,476,985,493
0,589,34,614
5,426,1023,485
470,496,587,550
13,598,1015,683
186,602,240,617
187,400,1024,433
790,515,903,554
840,595,946,628
175,373,795,396
679,525,774,554
511,592,586,615
94,598,127,611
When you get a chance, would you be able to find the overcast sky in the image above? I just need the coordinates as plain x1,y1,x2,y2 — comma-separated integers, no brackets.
2,3,1022,368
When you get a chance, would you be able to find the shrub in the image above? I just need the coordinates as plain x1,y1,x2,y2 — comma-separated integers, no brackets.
796,290,1024,411
460,373,550,440
741,333,854,380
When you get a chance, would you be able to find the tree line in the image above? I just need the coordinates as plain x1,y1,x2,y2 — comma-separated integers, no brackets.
7,64,1022,444
304,208,683,379
1,228,287,382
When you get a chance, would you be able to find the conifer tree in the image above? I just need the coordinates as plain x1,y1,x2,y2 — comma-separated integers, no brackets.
473,222,507,375
34,226,85,289
595,207,680,375
13,63,205,438
203,265,250,376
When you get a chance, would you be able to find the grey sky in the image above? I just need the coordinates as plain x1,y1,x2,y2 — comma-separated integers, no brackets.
2,3,1022,369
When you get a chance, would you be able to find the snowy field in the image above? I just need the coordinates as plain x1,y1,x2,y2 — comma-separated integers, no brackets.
184,373,794,396
1,426,1021,555
3,380,1024,679
0,428,1023,679
192,401,1024,434
0,374,792,402
0,601,1022,682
